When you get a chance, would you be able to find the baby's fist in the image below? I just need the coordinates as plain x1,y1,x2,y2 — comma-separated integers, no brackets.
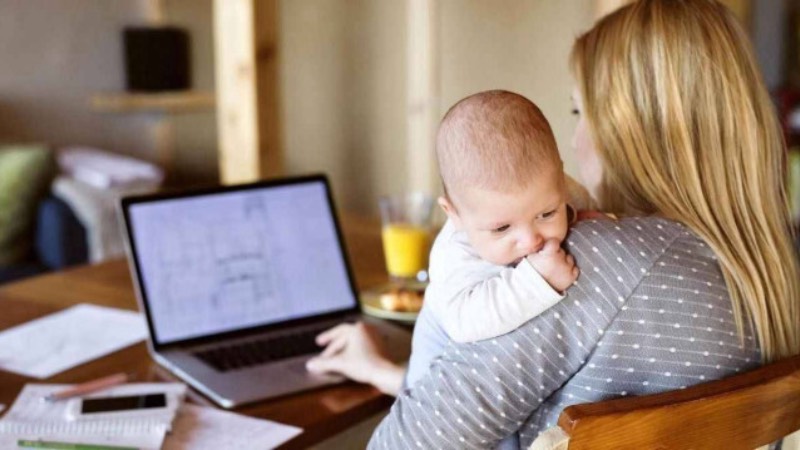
526,239,579,293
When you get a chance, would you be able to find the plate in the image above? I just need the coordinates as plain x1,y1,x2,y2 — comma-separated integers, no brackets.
360,282,427,323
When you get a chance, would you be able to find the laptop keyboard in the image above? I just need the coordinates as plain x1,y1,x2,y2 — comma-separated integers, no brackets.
193,326,328,372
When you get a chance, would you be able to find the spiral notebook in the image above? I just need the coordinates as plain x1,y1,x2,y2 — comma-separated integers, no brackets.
0,383,187,449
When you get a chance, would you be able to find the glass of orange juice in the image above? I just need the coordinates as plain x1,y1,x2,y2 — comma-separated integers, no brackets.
379,193,435,283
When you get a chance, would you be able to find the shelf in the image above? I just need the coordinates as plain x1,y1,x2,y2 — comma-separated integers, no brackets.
89,91,216,114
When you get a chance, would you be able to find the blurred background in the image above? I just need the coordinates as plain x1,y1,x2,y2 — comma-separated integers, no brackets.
0,0,789,208
0,0,797,282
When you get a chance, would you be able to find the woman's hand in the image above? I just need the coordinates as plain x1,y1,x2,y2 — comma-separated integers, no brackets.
306,321,405,396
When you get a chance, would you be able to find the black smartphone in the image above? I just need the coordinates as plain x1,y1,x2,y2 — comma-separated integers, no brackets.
80,393,167,414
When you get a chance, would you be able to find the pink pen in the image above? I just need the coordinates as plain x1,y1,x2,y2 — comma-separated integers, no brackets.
44,372,130,402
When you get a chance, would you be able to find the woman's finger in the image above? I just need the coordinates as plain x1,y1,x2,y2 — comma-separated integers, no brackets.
306,355,345,375
320,334,349,357
315,323,353,345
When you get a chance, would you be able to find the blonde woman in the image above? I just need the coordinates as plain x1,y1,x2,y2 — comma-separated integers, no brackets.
360,0,800,448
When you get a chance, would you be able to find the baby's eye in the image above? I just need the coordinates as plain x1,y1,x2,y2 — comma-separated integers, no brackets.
571,108,580,116
540,210,557,219
492,224,510,233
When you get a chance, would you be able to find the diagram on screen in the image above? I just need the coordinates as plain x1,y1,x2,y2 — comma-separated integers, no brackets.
148,194,283,337
132,184,356,343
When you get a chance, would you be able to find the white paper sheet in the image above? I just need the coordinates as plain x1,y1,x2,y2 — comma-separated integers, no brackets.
0,304,147,378
162,404,302,450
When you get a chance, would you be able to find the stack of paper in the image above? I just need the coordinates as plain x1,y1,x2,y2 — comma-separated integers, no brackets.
0,383,187,450
57,146,164,190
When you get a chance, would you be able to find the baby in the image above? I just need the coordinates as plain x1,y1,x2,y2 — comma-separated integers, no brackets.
425,90,593,344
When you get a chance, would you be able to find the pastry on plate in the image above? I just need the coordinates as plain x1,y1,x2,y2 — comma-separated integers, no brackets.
379,287,424,312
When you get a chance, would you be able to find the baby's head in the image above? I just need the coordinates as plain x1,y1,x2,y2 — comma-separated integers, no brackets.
437,90,569,266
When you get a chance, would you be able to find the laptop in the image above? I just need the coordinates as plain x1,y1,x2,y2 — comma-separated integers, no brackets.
120,174,410,408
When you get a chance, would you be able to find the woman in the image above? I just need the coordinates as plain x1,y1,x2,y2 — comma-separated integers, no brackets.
569,0,799,361
311,0,800,447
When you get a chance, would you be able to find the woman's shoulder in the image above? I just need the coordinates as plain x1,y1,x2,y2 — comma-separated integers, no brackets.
570,216,691,246
566,216,705,274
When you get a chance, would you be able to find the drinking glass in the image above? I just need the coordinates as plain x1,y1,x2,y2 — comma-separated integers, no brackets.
378,193,435,283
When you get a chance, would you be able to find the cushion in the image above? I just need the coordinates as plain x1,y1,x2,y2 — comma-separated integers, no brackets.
0,144,55,266
528,427,569,450
35,195,88,269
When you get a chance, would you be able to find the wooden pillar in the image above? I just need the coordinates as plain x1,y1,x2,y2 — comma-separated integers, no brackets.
406,0,440,196
214,0,282,185
144,0,165,25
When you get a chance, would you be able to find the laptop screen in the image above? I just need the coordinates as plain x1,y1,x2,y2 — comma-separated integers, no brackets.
126,179,358,345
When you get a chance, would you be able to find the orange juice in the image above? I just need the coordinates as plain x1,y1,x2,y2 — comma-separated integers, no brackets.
381,223,430,278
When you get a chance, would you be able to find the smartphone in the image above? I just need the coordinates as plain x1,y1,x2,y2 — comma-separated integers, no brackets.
81,393,167,414
66,393,171,421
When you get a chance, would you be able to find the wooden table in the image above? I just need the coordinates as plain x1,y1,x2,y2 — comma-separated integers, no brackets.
0,215,394,449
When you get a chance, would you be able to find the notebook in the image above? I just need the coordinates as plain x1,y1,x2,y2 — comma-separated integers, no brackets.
0,383,186,449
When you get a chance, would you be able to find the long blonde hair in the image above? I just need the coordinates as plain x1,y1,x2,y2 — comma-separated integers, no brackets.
571,0,800,361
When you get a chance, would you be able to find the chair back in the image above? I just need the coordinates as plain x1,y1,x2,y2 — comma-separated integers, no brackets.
557,354,800,449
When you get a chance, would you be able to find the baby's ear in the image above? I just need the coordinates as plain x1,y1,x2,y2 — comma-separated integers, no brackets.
438,196,463,230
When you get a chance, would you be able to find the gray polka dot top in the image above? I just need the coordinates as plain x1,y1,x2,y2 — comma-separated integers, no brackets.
368,216,761,449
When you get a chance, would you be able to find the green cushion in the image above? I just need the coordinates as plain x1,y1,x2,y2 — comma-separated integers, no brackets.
0,145,55,266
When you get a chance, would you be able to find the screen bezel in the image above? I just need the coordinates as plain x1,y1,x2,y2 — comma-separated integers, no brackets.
121,174,361,350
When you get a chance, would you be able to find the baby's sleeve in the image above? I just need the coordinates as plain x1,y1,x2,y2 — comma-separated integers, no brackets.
427,229,563,343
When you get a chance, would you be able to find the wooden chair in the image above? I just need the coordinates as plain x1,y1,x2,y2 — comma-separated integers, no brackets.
549,354,800,449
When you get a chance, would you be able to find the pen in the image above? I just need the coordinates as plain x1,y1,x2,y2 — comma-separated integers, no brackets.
44,373,130,403
17,439,139,450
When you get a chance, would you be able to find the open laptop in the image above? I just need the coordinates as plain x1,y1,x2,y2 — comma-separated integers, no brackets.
121,175,410,408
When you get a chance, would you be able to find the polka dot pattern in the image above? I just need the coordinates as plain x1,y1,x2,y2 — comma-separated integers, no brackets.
369,217,760,450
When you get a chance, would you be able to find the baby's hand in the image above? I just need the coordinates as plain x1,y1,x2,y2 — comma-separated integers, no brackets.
526,239,579,293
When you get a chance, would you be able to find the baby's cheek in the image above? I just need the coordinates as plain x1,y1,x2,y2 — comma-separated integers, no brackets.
489,241,517,266
492,242,514,264
558,222,570,242
473,239,505,265
547,220,570,244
